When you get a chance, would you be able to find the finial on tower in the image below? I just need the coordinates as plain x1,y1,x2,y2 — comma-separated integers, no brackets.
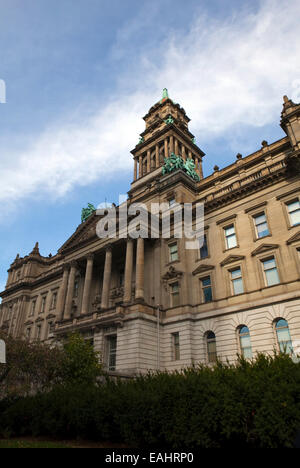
161,88,169,103
30,242,40,256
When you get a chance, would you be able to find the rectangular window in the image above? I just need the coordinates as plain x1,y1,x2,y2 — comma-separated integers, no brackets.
224,225,237,249
253,213,269,238
201,276,212,303
47,321,53,337
169,243,178,262
26,327,31,339
40,296,46,314
199,234,209,259
287,200,300,226
169,198,176,207
30,300,36,317
51,292,57,309
230,267,244,295
107,335,117,371
262,257,280,286
172,332,180,360
170,282,180,307
73,280,79,298
36,325,41,340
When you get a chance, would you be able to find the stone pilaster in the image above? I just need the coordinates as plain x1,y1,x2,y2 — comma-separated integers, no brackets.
64,261,77,319
123,239,134,303
135,237,145,301
101,246,112,309
57,266,69,321
81,254,94,315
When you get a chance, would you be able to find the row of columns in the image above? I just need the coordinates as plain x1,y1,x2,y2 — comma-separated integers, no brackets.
57,238,145,320
134,136,202,181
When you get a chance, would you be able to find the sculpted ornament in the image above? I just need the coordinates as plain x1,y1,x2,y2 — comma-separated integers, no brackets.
81,203,96,223
162,153,200,181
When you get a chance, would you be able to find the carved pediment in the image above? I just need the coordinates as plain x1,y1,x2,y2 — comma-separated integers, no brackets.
220,255,245,267
192,264,215,276
162,265,183,281
251,243,279,256
287,231,300,245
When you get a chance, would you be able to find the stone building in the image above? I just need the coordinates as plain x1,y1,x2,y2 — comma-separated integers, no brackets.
0,90,300,375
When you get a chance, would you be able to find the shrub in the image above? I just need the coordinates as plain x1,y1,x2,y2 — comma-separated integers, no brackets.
0,353,299,448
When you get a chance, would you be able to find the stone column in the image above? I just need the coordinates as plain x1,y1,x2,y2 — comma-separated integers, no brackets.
101,246,112,309
170,135,174,154
81,254,94,315
155,144,159,168
182,145,186,161
135,237,145,301
139,155,142,178
147,149,151,173
174,138,178,155
164,138,169,158
195,157,199,175
134,159,137,181
123,239,134,303
64,261,77,319
57,266,69,320
188,150,192,159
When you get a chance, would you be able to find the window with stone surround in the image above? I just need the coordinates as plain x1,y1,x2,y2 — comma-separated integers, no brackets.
29,300,36,317
170,281,180,307
230,267,244,295
40,296,47,314
206,331,217,363
238,325,253,359
261,257,280,287
200,276,212,303
106,335,117,371
286,199,300,227
51,292,57,309
172,332,180,360
253,212,270,239
274,318,293,354
168,242,179,262
199,233,209,259
224,225,237,249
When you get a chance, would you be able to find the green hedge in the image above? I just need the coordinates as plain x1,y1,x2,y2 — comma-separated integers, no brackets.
0,353,300,448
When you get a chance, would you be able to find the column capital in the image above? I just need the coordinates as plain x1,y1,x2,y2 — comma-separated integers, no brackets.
85,253,94,261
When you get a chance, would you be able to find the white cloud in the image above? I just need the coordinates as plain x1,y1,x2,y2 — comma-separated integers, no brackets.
1,0,300,215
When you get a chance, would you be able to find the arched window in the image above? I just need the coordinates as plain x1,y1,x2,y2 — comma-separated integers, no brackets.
275,319,293,354
206,331,217,363
238,325,252,358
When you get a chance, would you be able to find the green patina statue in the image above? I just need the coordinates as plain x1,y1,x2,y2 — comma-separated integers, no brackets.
138,136,144,144
81,203,96,223
162,153,200,181
164,114,174,125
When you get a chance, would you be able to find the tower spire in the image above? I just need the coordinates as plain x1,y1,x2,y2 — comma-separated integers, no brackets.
161,88,169,103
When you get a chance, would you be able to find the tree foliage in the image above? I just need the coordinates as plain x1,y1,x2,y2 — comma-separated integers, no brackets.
0,331,101,397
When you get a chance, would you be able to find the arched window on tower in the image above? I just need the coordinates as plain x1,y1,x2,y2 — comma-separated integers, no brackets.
206,331,217,363
274,318,293,354
238,325,253,359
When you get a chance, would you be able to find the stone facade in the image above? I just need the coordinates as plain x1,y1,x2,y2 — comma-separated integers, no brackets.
1,91,300,376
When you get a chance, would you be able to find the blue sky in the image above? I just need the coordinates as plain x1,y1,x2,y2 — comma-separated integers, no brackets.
0,0,300,296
